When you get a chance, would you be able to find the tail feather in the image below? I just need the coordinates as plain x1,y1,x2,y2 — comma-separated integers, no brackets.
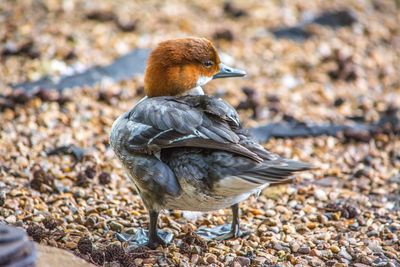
238,159,312,185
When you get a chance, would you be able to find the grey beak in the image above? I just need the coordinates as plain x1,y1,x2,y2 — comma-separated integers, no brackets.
213,63,247,79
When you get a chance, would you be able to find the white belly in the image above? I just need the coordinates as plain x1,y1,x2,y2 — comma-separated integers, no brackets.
163,180,260,212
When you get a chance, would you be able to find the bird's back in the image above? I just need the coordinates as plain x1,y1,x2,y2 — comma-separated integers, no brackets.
110,95,311,211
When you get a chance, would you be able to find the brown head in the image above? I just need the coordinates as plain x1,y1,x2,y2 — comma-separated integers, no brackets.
144,37,246,97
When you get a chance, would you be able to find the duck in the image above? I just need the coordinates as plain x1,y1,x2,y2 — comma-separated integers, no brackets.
110,37,311,249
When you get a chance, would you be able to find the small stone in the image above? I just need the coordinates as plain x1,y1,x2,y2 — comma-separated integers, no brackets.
254,257,266,265
16,156,29,168
235,256,251,267
99,172,111,185
306,222,317,230
5,215,16,224
65,241,77,249
330,245,340,253
298,246,311,254
143,257,157,265
265,210,276,217
134,258,143,266
206,254,217,264
314,189,328,201
109,221,123,232
84,166,96,179
339,247,352,260
291,242,300,253
191,254,199,265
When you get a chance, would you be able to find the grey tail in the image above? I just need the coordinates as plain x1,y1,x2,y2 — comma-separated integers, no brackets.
238,158,313,185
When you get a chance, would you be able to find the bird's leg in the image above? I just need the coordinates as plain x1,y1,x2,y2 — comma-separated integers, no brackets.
146,210,166,249
229,203,241,238
115,210,173,249
196,203,249,240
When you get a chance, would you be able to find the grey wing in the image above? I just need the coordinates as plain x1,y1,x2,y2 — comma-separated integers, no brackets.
127,96,262,162
110,112,181,197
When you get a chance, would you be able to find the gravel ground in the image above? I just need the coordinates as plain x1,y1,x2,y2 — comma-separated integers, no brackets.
1,0,399,266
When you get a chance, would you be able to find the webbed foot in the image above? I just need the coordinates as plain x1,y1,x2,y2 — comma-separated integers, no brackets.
196,224,250,240
116,228,173,249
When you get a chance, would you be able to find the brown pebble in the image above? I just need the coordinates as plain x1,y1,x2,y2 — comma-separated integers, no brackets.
84,166,97,179
99,172,112,185
213,29,235,41
223,2,247,18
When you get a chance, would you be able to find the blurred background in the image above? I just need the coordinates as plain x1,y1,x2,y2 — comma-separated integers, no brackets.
1,0,400,266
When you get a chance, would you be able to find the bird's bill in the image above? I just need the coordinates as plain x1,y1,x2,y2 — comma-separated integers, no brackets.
213,63,247,79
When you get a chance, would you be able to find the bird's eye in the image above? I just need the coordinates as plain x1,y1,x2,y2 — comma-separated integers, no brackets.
204,61,213,68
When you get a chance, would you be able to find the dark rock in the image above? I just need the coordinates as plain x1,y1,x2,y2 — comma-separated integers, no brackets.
236,87,261,119
84,166,97,179
325,49,359,81
325,202,360,219
312,10,357,28
223,2,247,18
12,48,150,92
334,97,345,107
98,172,111,185
270,9,357,42
30,165,55,193
76,172,90,187
47,144,85,163
271,26,312,41
213,29,235,41
11,89,30,104
2,40,40,59
85,10,116,22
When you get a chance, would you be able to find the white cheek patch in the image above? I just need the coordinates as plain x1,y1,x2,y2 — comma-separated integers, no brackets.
196,75,213,87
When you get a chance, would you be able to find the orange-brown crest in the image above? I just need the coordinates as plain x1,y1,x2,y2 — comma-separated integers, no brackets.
144,38,221,97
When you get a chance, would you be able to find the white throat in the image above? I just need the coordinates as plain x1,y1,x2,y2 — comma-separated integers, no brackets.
186,86,205,95
197,75,213,87
183,75,212,96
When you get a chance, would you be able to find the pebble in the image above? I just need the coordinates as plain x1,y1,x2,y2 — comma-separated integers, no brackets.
65,242,77,249
330,245,340,253
314,189,328,201
339,247,352,261
298,246,311,254
253,257,266,265
5,215,16,224
235,256,250,267
290,242,300,253
109,221,123,232
265,210,276,217
206,253,217,264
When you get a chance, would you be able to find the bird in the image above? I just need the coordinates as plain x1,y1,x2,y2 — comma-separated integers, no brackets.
110,37,311,249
